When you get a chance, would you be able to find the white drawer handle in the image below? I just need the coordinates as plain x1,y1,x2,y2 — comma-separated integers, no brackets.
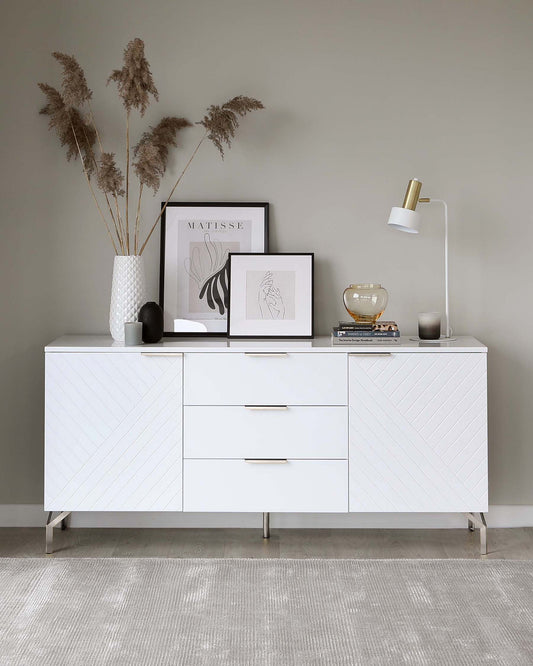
244,353,288,357
245,459,288,464
141,352,183,357
245,405,288,410
348,352,393,357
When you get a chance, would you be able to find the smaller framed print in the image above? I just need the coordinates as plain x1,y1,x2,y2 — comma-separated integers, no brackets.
159,202,269,336
228,253,314,338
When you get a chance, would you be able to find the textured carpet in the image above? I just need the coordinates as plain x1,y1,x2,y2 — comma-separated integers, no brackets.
1,559,532,665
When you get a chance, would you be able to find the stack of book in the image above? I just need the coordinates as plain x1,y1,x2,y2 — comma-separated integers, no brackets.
331,320,400,344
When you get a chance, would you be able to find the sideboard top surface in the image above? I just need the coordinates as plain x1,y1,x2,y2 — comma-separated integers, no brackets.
45,335,487,353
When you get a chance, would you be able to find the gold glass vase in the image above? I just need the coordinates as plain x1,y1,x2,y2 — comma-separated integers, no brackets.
343,283,388,324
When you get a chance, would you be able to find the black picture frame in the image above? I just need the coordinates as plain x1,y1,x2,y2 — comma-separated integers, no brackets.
227,253,314,339
159,202,269,337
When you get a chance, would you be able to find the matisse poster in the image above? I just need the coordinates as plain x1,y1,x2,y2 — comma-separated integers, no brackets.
160,203,268,334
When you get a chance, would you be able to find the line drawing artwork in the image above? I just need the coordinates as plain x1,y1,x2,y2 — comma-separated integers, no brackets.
184,233,234,315
258,271,285,319
246,270,296,320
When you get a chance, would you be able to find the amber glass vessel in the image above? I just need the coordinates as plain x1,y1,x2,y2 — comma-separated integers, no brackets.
343,283,388,324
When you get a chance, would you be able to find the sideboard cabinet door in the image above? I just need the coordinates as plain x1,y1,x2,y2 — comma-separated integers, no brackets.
45,352,183,511
349,353,487,512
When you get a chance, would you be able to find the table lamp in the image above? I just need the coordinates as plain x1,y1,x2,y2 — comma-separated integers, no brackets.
388,178,455,340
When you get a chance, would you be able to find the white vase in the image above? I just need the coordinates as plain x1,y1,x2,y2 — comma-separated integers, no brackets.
109,255,146,342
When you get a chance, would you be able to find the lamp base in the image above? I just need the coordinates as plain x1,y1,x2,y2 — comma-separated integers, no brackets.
410,336,457,343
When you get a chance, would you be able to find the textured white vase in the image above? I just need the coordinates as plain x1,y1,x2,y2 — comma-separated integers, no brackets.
109,255,146,342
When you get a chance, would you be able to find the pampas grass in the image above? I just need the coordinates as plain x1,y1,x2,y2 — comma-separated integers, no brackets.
38,83,96,170
97,153,125,198
133,117,192,192
199,96,264,158
108,38,159,117
52,52,92,107
38,38,264,255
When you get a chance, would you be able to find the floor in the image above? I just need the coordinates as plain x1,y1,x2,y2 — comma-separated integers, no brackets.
1,527,533,559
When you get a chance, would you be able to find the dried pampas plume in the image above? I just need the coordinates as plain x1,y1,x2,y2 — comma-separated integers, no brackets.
52,52,92,107
69,109,97,174
133,116,192,192
38,83,96,174
132,143,161,192
97,153,125,197
198,96,264,158
108,38,159,116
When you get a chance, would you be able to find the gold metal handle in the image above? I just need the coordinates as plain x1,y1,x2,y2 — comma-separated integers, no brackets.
348,352,393,357
245,405,289,410
244,353,288,357
245,459,288,464
141,352,183,357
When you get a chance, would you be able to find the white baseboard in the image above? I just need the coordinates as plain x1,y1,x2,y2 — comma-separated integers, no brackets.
0,505,46,527
1,505,533,528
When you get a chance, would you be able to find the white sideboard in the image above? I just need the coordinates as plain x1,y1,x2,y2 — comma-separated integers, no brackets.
44,336,488,553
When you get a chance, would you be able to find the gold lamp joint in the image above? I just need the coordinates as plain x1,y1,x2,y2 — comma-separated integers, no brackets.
402,179,422,211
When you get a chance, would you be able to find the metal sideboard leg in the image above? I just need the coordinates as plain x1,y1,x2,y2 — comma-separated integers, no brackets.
45,511,72,554
263,512,270,539
61,513,69,530
479,512,487,555
465,512,487,555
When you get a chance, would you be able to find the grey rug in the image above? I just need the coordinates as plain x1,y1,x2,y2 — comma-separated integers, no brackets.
1,559,532,665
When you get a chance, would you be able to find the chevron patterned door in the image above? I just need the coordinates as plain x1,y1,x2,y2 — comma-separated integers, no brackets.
349,353,487,512
45,353,183,511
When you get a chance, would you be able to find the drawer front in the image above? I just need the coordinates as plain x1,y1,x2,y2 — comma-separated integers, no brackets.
184,459,348,512
184,406,347,459
184,353,347,405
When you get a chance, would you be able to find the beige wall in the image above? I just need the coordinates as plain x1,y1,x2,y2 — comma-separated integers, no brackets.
1,0,532,505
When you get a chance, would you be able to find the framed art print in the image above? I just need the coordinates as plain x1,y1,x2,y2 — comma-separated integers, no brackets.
160,202,269,336
228,253,314,338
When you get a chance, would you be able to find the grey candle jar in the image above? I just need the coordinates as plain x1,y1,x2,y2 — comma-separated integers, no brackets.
124,321,143,346
418,312,441,340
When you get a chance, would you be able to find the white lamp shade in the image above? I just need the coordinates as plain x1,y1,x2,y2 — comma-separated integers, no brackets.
388,206,421,233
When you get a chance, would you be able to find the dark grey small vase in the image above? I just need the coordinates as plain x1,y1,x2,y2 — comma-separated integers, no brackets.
139,302,164,343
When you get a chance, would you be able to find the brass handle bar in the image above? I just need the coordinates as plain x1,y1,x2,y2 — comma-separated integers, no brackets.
141,352,183,357
348,353,393,357
245,405,289,410
244,353,288,357
245,459,288,464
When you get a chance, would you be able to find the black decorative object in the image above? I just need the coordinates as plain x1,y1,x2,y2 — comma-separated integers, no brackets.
139,302,164,343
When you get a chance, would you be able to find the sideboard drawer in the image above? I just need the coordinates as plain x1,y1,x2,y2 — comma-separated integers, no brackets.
184,459,348,512
184,406,347,459
184,353,347,405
